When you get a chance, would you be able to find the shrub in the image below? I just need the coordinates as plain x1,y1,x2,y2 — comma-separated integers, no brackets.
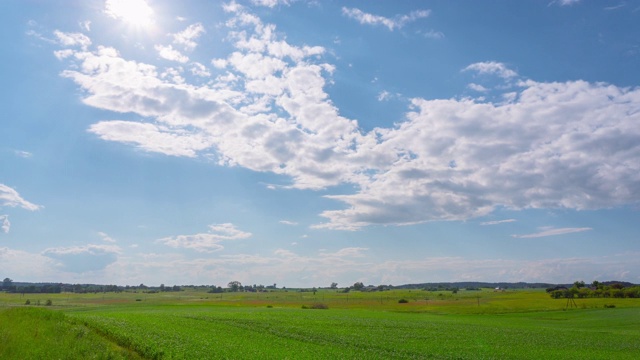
135,298,142,301
45,299,52,306
604,304,616,308
24,299,30,305
398,299,409,304
302,303,328,309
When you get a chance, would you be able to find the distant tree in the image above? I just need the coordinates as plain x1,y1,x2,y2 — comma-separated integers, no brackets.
2,278,12,290
228,281,242,292
160,284,165,292
312,287,317,295
330,282,338,289
353,282,365,291
591,280,601,289
573,281,585,289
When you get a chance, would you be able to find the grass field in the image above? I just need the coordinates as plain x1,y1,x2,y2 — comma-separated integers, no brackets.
1,288,639,359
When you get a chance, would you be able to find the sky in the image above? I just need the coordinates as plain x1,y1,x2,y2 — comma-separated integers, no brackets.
1,0,639,288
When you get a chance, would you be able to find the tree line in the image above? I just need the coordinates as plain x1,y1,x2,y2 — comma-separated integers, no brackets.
1,278,182,294
547,281,640,299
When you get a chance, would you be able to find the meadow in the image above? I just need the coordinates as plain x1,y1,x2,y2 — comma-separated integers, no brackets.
1,288,639,359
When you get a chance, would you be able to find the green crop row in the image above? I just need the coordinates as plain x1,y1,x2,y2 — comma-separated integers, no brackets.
62,305,640,359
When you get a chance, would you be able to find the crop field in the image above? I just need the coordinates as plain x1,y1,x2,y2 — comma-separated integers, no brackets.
1,288,639,359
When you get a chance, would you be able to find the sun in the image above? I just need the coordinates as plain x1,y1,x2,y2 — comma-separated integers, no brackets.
105,0,155,28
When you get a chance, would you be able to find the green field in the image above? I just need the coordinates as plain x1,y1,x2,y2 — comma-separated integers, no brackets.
1,288,639,359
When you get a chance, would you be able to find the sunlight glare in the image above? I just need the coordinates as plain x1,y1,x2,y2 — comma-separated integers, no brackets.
105,0,155,27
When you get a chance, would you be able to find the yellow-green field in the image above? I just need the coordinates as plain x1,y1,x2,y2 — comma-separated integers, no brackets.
1,288,639,359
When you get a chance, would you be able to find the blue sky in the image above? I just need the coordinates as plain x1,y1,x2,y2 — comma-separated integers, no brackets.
1,0,639,287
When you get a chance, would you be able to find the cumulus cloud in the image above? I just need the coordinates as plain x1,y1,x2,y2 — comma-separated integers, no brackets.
54,30,91,50
512,227,592,238
55,6,640,231
155,44,189,63
158,223,252,252
172,23,205,51
42,244,121,273
0,184,42,211
342,7,430,31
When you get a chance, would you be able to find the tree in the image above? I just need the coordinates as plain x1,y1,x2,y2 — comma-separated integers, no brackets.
330,282,338,289
574,280,585,289
2,278,13,290
228,281,242,292
353,282,365,291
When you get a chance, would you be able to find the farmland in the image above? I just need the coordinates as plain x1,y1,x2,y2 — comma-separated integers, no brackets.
1,288,639,359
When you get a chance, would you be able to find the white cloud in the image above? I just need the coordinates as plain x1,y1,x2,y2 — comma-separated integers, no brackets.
42,244,122,273
251,0,290,8
279,220,298,225
13,150,33,158
480,219,516,226
1,215,10,233
79,20,91,31
463,61,518,79
172,23,205,51
56,7,640,232
0,184,42,211
88,121,210,157
512,227,592,238
98,231,117,243
190,62,211,77
377,90,391,101
342,7,430,31
467,83,489,92
158,223,252,252
556,0,581,6
155,44,189,63
54,30,91,50
0,247,58,280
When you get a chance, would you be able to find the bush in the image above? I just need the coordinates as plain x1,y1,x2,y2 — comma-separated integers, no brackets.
604,304,616,308
45,299,52,306
302,303,328,309
398,299,409,304
24,299,30,305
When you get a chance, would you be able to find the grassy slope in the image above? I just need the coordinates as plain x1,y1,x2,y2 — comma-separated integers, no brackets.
0,307,142,360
